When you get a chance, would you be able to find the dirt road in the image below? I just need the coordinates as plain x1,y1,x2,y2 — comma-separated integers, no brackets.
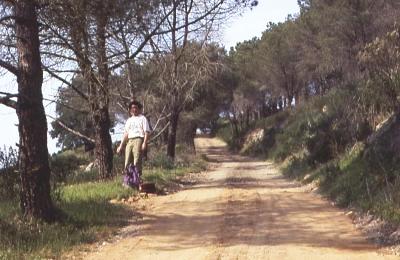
85,137,397,260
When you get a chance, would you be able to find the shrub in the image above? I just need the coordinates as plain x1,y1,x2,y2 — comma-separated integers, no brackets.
240,110,291,157
50,150,92,184
363,114,400,185
146,151,174,169
281,154,311,180
215,119,249,151
270,88,371,165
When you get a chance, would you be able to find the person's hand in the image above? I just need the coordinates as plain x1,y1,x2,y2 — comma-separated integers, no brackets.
141,143,147,151
116,145,123,155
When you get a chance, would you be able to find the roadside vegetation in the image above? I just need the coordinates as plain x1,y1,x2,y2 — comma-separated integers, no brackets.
217,87,400,224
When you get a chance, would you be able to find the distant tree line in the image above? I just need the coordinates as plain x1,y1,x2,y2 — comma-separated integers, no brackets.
226,0,400,138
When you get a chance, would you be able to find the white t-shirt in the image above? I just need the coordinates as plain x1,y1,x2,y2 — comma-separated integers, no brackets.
124,114,151,138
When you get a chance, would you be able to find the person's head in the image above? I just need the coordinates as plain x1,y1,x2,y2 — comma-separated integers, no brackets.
128,100,142,116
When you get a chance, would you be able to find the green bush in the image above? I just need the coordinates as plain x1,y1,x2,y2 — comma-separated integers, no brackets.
363,116,400,185
240,127,276,157
281,155,311,180
147,152,174,169
269,88,371,165
241,111,292,157
282,144,367,204
50,150,92,184
308,138,400,222
215,119,249,151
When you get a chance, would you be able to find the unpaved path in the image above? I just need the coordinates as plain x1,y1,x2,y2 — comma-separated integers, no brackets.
84,137,397,260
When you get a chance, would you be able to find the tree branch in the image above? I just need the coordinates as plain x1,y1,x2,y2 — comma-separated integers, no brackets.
149,121,170,143
0,92,17,109
0,59,19,76
0,15,16,24
47,114,95,144
42,64,89,101
109,6,175,71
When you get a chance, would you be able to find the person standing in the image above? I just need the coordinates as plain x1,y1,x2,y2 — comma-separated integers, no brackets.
117,100,151,184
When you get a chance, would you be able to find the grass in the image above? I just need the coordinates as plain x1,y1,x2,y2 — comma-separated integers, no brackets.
0,178,135,259
143,157,207,191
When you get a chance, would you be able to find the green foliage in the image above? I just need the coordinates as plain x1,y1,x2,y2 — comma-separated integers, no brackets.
143,157,206,190
240,110,291,157
215,120,234,149
50,85,94,150
312,139,400,222
284,131,400,223
241,127,277,157
359,25,400,115
143,168,184,189
253,109,291,129
271,109,313,161
143,145,207,188
146,152,175,169
50,149,92,184
113,153,125,176
270,89,371,164
281,155,311,180
60,179,135,210
0,178,134,259
215,119,232,143
363,117,400,181
220,125,248,152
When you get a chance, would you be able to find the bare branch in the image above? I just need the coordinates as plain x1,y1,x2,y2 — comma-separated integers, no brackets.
0,59,18,76
109,6,176,71
47,114,95,144
0,92,17,109
41,51,78,63
0,15,16,24
149,121,170,143
42,64,89,101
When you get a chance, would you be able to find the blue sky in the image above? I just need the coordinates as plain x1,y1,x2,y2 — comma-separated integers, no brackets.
0,1,300,154
222,0,300,49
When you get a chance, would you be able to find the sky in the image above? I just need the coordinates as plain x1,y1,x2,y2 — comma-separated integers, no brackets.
0,0,300,154
222,0,299,49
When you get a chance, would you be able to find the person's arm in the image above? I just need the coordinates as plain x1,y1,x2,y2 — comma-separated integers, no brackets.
141,115,151,151
142,131,149,151
117,131,128,154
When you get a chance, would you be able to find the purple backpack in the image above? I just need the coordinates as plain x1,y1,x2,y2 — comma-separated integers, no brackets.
123,164,140,188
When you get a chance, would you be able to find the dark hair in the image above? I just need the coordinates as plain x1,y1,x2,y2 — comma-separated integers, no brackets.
128,100,143,110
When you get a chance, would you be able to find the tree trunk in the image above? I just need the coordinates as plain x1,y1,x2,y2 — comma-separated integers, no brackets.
229,112,239,138
278,97,283,110
245,108,250,128
167,109,180,159
92,11,113,179
15,1,55,222
93,106,113,179
180,120,197,154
